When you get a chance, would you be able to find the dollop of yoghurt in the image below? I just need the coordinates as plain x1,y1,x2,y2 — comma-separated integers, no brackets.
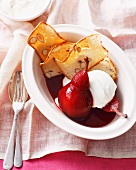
0,0,45,18
63,70,117,108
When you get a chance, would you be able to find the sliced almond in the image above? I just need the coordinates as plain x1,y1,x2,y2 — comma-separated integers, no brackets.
27,22,66,61
41,42,74,78
55,34,108,79
90,57,117,81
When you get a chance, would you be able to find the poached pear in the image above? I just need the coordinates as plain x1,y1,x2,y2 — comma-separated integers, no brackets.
103,96,127,118
58,57,93,119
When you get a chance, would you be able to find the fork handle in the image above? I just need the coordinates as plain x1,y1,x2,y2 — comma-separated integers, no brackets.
14,118,22,167
3,113,18,170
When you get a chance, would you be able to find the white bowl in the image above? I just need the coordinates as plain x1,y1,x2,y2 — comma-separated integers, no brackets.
22,24,136,140
0,0,51,21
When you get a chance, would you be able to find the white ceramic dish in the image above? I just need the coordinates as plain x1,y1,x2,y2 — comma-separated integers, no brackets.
22,24,136,140
0,0,51,21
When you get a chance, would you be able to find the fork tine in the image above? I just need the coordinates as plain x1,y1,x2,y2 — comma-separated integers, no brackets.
13,72,18,102
18,72,23,102
8,73,15,102
13,74,17,102
13,71,21,102
21,76,26,101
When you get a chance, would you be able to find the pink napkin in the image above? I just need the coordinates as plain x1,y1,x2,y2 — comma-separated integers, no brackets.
0,0,136,160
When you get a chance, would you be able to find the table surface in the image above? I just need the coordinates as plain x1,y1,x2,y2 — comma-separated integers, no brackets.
0,151,136,170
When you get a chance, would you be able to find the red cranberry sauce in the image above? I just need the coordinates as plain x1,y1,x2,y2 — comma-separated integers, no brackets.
45,75,116,128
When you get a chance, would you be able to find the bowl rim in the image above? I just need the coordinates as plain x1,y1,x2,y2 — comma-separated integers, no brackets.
22,24,136,140
0,0,51,21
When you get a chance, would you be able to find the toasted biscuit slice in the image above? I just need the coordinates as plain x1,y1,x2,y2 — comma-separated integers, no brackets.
90,57,117,80
27,22,66,61
41,42,74,78
55,34,108,79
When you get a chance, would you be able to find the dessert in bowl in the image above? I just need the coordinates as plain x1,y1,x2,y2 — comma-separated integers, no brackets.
22,23,136,140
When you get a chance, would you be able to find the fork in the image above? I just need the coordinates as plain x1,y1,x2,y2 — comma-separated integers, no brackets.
3,71,28,170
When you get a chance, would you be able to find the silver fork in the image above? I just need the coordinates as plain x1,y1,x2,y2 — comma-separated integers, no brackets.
3,71,28,170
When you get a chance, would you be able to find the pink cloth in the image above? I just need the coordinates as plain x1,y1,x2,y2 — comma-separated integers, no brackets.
0,151,136,170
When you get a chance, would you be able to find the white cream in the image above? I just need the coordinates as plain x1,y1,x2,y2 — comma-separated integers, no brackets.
88,70,117,108
63,70,117,108
0,0,45,18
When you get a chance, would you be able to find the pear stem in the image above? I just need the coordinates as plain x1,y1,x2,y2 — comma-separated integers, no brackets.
84,57,89,72
115,109,127,118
